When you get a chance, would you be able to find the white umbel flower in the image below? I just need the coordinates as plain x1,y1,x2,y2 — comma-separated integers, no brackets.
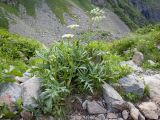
67,24,79,29
62,34,74,39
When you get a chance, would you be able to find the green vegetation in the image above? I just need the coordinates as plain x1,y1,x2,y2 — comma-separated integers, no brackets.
30,40,130,117
17,0,39,16
0,28,41,83
46,0,71,24
71,0,93,11
0,9,9,29
110,24,160,70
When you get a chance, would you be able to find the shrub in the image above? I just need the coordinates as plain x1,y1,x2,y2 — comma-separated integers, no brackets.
32,40,130,117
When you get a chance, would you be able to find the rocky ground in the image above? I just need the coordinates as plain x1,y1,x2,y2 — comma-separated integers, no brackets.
0,50,160,120
8,2,130,45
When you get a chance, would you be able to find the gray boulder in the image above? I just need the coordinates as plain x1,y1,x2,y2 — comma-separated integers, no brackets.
0,83,22,111
21,76,41,107
119,74,145,97
86,100,107,114
102,83,123,110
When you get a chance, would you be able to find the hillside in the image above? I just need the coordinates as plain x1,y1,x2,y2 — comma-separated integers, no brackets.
0,1,160,120
93,0,160,30
0,0,131,44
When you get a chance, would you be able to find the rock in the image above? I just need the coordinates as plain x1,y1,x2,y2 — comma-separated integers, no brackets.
87,100,107,114
70,115,84,120
23,71,31,78
118,118,124,120
112,101,128,110
139,113,145,120
130,107,139,120
132,51,144,65
119,74,145,97
157,44,160,50
97,114,106,120
102,83,123,108
120,60,143,73
127,102,145,120
138,102,158,119
148,60,156,66
107,113,118,119
0,83,22,111
122,110,129,120
20,111,33,120
21,76,41,107
39,115,55,120
82,100,88,109
143,74,160,104
15,76,29,83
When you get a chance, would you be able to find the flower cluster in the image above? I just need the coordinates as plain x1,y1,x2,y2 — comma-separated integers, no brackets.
67,24,79,29
90,7,105,16
90,7,106,22
62,24,79,39
91,16,106,21
62,34,74,39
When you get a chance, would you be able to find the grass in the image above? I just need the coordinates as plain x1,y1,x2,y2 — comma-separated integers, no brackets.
46,0,71,24
0,28,41,83
0,9,8,29
17,0,39,16
110,24,160,70
70,0,93,11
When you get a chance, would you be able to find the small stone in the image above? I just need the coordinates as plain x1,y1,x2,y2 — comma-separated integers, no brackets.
139,113,145,120
87,100,107,114
118,118,124,120
130,108,139,120
138,102,158,119
97,114,106,120
82,100,88,109
70,115,83,120
112,101,129,111
107,113,117,119
39,115,55,120
122,110,129,120
21,111,33,120
132,51,144,65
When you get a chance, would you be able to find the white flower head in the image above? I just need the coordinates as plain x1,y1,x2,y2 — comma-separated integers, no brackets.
67,24,79,29
62,34,74,39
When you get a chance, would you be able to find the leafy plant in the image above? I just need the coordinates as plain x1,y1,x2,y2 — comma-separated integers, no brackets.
32,40,130,117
